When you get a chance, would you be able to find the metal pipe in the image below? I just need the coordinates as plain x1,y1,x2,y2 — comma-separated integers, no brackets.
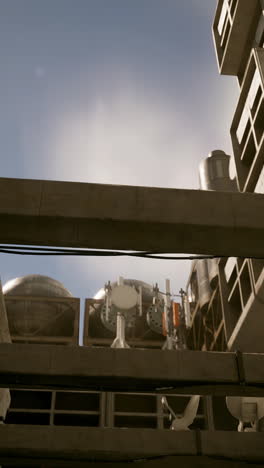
111,312,130,349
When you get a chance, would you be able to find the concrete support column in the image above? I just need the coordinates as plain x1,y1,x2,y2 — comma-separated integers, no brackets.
0,279,11,421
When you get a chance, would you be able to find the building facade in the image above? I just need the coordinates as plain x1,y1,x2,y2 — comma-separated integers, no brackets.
187,0,264,354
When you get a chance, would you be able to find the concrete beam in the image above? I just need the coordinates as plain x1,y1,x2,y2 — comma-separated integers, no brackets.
0,177,264,256
0,426,263,465
0,344,263,396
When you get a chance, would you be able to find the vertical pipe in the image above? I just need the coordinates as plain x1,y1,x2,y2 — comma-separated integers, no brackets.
163,279,174,350
0,279,11,343
116,313,125,342
111,313,130,348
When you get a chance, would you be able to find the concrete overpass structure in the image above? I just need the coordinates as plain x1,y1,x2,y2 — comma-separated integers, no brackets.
0,177,263,257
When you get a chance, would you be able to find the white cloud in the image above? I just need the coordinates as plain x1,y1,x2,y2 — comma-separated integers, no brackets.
34,66,46,78
200,71,239,178
45,84,205,189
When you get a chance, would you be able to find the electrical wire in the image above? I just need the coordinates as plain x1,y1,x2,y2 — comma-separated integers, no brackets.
0,245,235,260
0,244,263,260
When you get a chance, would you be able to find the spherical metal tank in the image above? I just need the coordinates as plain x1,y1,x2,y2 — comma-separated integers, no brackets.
199,150,238,192
3,274,72,298
3,275,74,339
89,278,164,339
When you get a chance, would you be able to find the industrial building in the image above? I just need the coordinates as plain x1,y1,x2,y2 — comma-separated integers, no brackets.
0,0,264,466
188,0,264,355
2,275,211,432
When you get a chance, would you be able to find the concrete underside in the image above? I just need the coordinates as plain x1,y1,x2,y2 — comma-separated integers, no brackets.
0,457,259,468
0,426,263,466
0,177,264,256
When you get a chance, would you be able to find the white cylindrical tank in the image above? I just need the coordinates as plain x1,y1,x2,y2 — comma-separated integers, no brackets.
199,149,238,192
90,278,164,339
196,260,212,311
199,150,238,288
207,258,219,289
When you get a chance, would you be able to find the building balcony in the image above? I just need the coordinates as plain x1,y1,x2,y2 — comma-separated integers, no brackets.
230,48,264,192
212,0,260,76
5,386,208,430
219,256,264,352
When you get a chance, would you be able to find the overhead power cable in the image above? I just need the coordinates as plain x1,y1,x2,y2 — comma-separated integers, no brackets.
0,244,223,259
0,244,263,260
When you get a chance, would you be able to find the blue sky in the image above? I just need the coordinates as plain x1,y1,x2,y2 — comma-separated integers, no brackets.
0,1,238,307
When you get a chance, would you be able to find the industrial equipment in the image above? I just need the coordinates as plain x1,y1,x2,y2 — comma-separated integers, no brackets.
86,278,185,349
161,395,200,430
226,396,264,432
3,275,79,345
